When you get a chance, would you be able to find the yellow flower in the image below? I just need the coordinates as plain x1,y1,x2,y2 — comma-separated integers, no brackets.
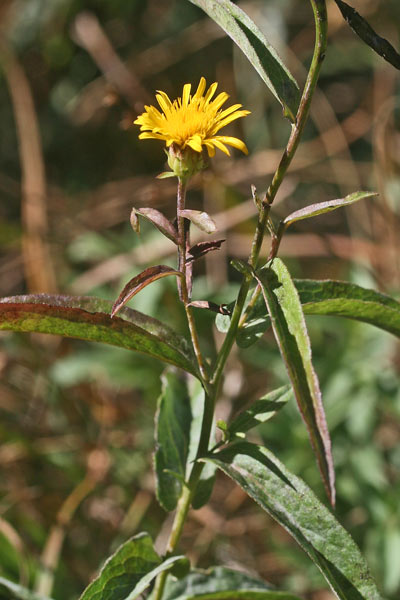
134,77,250,157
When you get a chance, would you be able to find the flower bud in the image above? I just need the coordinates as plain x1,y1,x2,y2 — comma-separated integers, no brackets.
167,143,206,180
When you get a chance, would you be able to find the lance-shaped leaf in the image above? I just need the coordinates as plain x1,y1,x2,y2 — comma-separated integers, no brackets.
282,191,377,230
227,385,293,440
0,578,52,600
334,0,400,70
79,532,186,600
111,266,183,318
163,566,302,600
186,377,216,510
254,259,335,505
189,0,300,121
0,295,198,376
154,368,193,512
297,279,400,338
238,279,400,348
186,239,225,263
131,207,178,244
180,209,217,234
203,442,382,600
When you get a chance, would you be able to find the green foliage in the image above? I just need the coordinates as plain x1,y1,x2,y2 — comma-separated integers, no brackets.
0,578,51,600
204,442,382,600
188,0,300,121
255,259,335,505
162,566,302,600
0,295,198,376
154,369,193,511
79,533,186,600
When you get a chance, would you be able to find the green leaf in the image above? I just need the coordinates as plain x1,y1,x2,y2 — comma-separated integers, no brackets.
0,295,199,377
204,443,382,600
227,385,293,439
154,369,193,511
254,260,335,505
297,279,400,338
163,566,302,600
282,191,377,229
334,0,400,70
187,378,216,509
79,533,160,600
131,208,178,244
124,556,189,600
0,578,52,600
188,0,300,121
237,279,400,348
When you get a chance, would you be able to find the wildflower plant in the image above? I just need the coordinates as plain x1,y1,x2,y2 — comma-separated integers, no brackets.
1,1,400,600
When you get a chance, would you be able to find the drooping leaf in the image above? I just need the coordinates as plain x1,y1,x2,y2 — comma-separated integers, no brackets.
334,0,400,70
254,260,335,505
154,368,193,512
227,385,293,439
282,191,377,229
0,578,52,600
180,210,217,234
186,239,225,263
186,377,216,510
203,443,382,600
163,566,302,600
132,208,178,244
79,533,161,600
297,279,400,338
111,265,183,318
0,295,199,376
188,0,300,121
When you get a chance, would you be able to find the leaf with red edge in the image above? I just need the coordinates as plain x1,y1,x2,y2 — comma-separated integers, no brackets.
0,294,198,376
254,259,335,506
111,266,183,318
132,208,178,244
186,239,225,263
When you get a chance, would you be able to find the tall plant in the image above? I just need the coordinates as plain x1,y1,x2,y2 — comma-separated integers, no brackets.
1,1,400,599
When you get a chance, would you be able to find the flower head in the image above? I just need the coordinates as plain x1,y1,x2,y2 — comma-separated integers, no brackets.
134,77,250,159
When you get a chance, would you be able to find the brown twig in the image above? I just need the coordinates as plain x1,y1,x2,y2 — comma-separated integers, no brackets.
1,42,57,293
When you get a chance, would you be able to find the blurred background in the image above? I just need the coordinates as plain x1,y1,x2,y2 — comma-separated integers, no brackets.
0,0,399,598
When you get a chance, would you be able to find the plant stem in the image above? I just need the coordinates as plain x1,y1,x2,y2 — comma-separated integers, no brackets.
177,178,208,382
153,5,328,598
214,0,328,358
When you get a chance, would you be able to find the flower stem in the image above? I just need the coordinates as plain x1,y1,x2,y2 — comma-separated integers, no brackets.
177,177,208,382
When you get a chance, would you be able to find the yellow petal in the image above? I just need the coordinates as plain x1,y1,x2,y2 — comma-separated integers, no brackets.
209,138,231,156
204,82,218,104
210,92,229,111
186,134,203,152
213,110,251,132
204,141,216,157
214,135,248,154
194,77,206,98
182,83,191,107
156,91,172,114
